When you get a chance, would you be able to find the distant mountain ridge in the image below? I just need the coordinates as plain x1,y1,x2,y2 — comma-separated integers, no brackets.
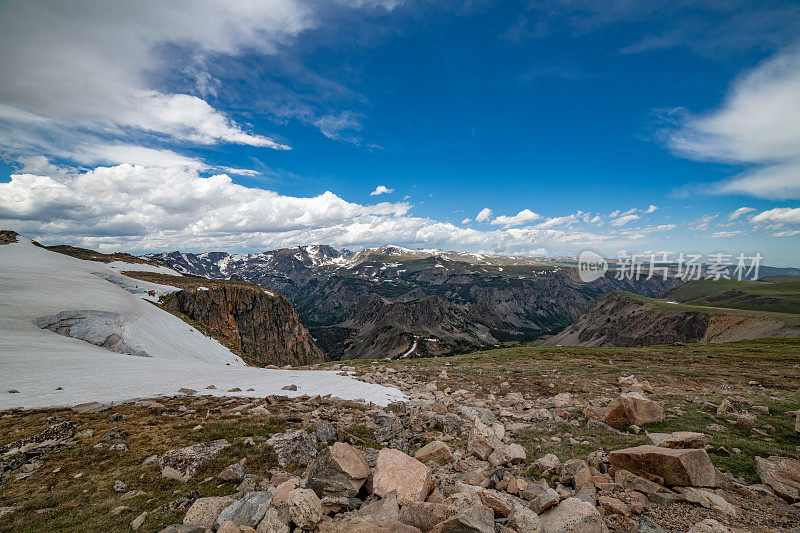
145,244,683,359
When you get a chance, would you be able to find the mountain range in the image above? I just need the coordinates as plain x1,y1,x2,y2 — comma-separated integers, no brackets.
145,245,682,359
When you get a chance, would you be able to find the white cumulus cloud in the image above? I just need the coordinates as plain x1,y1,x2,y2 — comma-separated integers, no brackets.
475,208,493,223
490,208,541,228
370,185,394,196
728,207,755,220
669,47,800,199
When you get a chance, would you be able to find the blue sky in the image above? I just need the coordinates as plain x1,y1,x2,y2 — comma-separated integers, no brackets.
1,0,799,265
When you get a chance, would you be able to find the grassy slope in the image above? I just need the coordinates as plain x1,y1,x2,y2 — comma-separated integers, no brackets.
665,278,800,315
621,290,800,327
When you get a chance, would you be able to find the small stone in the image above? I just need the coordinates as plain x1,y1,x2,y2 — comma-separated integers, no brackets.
184,497,238,527
113,480,127,492
130,511,148,530
415,441,453,465
218,463,246,481
288,488,322,529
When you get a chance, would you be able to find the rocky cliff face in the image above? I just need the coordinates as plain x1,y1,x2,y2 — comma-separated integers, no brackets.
163,284,324,367
543,291,800,347
338,294,502,359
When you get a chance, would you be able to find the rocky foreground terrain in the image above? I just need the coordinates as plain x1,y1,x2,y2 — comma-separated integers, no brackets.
1,339,799,532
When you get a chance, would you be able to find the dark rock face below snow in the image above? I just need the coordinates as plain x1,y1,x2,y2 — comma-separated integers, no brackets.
34,310,151,357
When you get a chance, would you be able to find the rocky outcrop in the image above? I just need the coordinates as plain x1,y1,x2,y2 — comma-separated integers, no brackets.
543,291,800,347
338,294,501,360
164,284,324,367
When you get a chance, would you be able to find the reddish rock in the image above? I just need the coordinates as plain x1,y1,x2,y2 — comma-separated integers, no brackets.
609,445,716,488
755,456,800,502
373,448,434,505
604,393,664,427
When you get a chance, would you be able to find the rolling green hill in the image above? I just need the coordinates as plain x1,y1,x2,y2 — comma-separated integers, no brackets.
664,278,800,315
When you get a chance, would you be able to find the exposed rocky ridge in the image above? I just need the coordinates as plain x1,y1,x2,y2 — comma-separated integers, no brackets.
544,291,800,347
162,283,325,367
32,241,174,269
339,294,502,359
147,247,682,359
0,230,19,245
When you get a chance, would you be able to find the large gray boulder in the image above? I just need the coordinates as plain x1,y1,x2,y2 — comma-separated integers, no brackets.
267,430,317,468
159,440,230,482
216,491,273,528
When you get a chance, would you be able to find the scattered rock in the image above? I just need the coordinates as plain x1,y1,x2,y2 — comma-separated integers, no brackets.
399,501,457,531
216,492,272,528
533,454,561,474
645,431,706,449
754,455,800,502
306,442,370,498
415,440,453,465
184,497,238,527
683,488,736,515
131,511,148,530
604,393,664,427
266,430,317,468
287,488,322,529
716,396,752,417
315,421,337,444
429,503,494,533
218,463,247,481
608,445,717,487
373,448,434,505
467,418,501,461
688,518,731,533
539,497,608,533
159,440,230,482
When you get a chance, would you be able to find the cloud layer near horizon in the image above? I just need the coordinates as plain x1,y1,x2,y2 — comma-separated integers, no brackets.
0,163,682,254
